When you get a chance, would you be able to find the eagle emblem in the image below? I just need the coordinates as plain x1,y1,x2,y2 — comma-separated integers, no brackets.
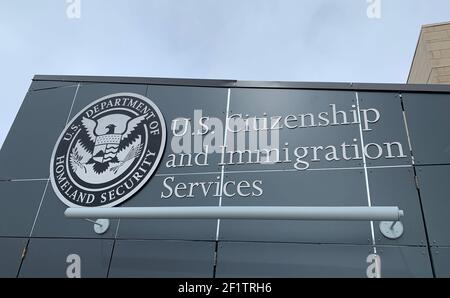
50,92,166,208
70,113,148,176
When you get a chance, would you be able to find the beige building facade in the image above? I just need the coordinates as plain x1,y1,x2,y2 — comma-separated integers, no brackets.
408,21,450,84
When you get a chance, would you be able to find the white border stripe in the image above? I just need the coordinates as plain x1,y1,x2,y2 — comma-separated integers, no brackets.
355,92,377,254
5,164,412,182
29,179,49,237
65,83,80,125
215,88,231,241
402,109,415,165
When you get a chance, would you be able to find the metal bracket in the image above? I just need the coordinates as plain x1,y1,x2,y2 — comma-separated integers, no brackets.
379,221,404,239
84,218,110,235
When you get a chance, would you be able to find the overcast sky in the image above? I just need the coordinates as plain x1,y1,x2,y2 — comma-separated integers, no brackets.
1,0,450,149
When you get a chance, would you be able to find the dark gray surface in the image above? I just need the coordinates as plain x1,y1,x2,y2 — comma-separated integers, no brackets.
219,170,372,244
0,238,27,278
1,76,448,277
368,167,427,246
403,93,450,165
68,83,148,119
431,246,450,278
358,92,411,166
19,238,113,278
108,240,215,277
216,242,432,278
225,88,362,171
34,74,450,93
31,186,119,239
146,85,228,174
117,174,220,240
0,180,48,237
0,87,77,179
416,165,450,246
29,80,78,91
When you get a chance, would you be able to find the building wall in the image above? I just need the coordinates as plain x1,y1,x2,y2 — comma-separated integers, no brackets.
1,77,450,278
408,21,450,84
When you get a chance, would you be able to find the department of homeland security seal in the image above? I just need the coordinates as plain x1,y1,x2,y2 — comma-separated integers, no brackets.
50,93,166,207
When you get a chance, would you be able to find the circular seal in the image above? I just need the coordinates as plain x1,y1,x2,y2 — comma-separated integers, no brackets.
50,93,166,207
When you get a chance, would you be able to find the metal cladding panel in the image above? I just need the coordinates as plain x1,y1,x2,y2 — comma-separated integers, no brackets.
224,88,363,171
67,83,148,120
431,247,450,278
0,75,447,277
0,180,48,237
19,238,113,278
368,167,427,246
356,92,411,167
30,185,119,239
415,165,450,247
108,240,215,278
146,85,228,174
216,242,432,278
0,87,76,179
0,238,27,278
403,92,450,165
219,170,372,244
29,80,78,91
116,173,220,241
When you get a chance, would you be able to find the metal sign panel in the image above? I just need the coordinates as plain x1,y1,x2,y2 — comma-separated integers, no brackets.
0,76,449,277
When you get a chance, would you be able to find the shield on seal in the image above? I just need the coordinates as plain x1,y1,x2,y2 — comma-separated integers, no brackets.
92,124,121,163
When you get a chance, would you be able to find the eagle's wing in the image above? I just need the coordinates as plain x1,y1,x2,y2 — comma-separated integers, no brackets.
80,117,98,153
70,140,91,173
118,113,148,152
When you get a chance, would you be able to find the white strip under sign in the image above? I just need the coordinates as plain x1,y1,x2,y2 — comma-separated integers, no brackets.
65,206,404,221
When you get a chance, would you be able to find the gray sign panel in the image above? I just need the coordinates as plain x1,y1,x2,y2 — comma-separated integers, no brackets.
108,240,215,277
117,174,220,240
146,85,228,174
368,167,427,246
67,83,148,119
19,238,114,278
0,238,27,278
29,80,78,92
225,89,363,171
416,165,450,246
0,87,77,179
216,242,432,278
403,92,450,165
31,186,119,239
432,247,450,278
0,180,48,237
2,75,449,277
357,92,411,167
219,169,372,244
